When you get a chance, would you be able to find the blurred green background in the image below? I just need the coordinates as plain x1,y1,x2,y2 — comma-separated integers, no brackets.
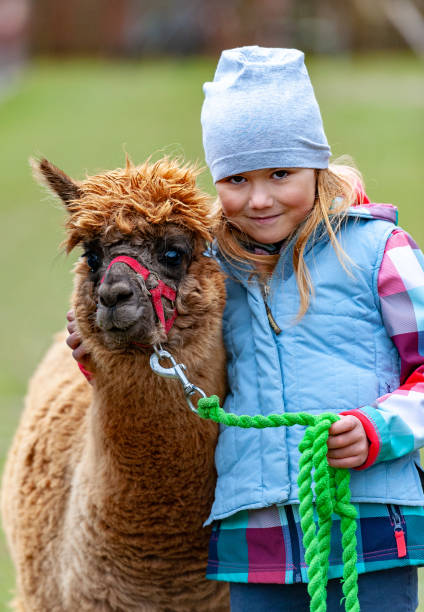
1,52,424,608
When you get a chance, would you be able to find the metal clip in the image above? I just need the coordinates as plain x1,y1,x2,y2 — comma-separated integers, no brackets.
150,345,206,413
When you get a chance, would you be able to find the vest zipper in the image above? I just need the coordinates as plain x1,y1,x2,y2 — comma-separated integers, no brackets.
261,283,282,335
387,504,407,558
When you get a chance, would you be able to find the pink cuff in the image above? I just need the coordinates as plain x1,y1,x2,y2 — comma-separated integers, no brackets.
78,362,94,382
340,409,381,470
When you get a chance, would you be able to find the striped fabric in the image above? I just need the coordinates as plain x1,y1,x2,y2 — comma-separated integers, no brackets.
207,228,424,584
206,503,424,583
350,229,424,465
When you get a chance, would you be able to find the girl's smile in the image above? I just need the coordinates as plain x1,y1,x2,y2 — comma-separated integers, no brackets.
216,167,316,244
249,213,283,224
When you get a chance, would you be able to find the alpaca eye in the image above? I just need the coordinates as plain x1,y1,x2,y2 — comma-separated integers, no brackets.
83,251,101,273
162,249,182,266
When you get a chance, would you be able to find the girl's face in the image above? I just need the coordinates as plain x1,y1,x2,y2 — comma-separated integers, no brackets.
216,168,316,244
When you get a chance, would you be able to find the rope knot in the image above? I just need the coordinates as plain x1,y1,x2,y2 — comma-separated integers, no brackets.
197,395,220,421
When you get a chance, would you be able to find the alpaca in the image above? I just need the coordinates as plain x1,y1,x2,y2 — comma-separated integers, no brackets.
1,157,229,611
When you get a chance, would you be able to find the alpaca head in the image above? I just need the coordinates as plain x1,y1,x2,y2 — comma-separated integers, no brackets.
33,157,221,352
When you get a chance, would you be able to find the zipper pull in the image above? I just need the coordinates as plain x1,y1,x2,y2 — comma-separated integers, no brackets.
262,284,282,335
395,530,407,558
390,506,407,558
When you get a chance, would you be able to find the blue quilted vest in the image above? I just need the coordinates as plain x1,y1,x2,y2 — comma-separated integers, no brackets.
205,206,424,525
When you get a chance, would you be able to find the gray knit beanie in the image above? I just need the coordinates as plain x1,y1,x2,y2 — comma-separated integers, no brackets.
201,46,331,182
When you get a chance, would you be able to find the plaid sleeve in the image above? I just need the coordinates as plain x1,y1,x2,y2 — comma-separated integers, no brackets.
342,229,424,468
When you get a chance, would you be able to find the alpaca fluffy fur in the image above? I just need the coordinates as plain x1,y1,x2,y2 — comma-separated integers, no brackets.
1,158,229,611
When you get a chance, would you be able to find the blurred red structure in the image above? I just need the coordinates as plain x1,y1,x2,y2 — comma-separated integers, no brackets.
1,0,424,61
30,0,128,56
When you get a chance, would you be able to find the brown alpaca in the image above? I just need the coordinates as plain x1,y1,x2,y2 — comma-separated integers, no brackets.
1,157,229,611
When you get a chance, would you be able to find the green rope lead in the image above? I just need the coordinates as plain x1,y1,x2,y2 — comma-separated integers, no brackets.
197,395,360,612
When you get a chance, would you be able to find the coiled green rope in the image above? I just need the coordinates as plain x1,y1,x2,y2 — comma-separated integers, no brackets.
197,395,360,612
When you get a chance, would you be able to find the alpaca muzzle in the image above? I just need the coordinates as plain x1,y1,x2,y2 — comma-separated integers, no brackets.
100,256,177,334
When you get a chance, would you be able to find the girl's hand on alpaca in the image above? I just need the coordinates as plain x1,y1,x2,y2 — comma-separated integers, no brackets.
66,310,91,369
327,415,369,469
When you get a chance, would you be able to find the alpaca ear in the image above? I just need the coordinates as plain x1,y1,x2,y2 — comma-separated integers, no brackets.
30,157,81,207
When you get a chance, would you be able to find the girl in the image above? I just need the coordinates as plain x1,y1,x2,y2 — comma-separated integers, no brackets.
68,47,424,611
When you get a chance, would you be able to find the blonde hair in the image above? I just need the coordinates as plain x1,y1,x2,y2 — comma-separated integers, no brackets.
215,161,365,318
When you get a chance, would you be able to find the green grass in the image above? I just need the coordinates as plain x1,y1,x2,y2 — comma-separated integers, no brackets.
1,53,424,609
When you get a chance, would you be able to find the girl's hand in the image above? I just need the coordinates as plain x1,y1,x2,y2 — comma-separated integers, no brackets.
327,415,369,469
66,310,91,369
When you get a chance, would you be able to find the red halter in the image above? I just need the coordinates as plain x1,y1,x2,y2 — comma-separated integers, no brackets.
100,256,177,333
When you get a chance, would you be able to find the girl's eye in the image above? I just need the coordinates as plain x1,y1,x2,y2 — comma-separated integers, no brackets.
162,249,183,266
228,175,246,184
272,170,288,180
83,251,101,273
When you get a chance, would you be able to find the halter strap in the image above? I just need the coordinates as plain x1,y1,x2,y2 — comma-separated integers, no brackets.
101,255,177,333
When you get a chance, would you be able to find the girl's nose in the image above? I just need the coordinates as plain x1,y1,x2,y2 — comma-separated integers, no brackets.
248,183,273,209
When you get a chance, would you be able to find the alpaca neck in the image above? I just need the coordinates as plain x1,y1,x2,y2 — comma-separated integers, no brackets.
81,346,210,489
60,346,219,601
88,351,191,465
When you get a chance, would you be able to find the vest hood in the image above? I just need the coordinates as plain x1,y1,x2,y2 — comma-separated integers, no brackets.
346,202,398,224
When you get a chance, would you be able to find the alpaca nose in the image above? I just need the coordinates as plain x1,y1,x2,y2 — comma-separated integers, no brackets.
98,279,134,308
